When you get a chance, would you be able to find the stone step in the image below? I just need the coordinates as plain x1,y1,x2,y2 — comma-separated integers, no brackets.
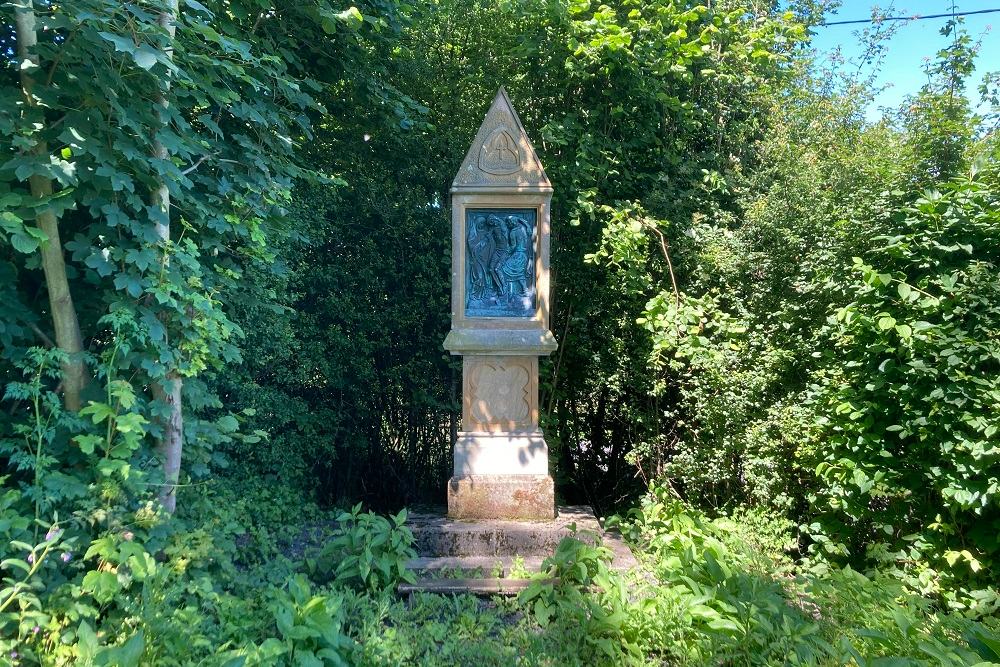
409,505,606,557
398,577,543,596
405,555,546,577
407,505,637,571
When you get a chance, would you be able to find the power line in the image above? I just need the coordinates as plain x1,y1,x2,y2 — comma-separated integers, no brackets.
821,7,1000,26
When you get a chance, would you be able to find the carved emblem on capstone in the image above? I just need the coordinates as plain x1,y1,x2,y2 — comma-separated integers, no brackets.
470,360,530,424
478,126,522,175
465,208,536,318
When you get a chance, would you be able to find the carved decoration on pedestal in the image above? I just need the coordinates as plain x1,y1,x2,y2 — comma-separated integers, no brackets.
479,127,522,175
452,88,550,191
468,358,531,427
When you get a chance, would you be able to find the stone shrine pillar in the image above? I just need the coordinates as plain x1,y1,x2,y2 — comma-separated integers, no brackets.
444,89,558,520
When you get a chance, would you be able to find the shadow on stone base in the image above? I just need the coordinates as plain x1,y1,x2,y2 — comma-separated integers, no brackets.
447,474,555,520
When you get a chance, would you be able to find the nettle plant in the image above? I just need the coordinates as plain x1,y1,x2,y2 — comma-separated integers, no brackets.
521,534,644,665
807,166,1000,601
305,505,416,591
246,574,354,667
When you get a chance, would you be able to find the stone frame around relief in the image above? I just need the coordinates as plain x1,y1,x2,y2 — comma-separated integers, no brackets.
464,207,537,318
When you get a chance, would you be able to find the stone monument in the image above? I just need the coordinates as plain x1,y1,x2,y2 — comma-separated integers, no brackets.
444,88,558,520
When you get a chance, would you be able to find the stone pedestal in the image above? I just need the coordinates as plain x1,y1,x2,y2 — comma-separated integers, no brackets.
444,89,557,520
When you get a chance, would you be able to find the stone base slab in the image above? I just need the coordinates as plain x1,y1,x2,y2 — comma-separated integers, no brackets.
453,431,548,476
447,474,554,520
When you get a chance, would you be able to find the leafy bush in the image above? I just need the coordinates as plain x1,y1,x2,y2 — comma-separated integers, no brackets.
305,505,416,591
249,575,354,667
1,0,999,664
806,168,1000,603
613,487,1000,665
806,566,1000,666
615,487,834,664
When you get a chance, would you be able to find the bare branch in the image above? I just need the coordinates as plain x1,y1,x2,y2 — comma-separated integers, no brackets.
181,152,216,176
643,220,682,311
29,322,55,348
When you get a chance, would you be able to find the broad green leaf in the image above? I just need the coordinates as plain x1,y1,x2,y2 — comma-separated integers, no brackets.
74,434,104,455
97,31,137,55
80,401,116,424
82,570,119,604
9,231,40,254
133,46,158,70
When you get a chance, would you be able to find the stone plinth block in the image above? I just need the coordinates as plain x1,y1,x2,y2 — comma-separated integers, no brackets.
453,431,548,476
462,355,538,432
448,474,555,520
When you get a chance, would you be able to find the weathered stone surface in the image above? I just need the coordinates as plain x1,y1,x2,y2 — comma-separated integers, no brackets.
464,356,535,430
398,578,536,596
445,89,557,520
451,88,551,193
448,475,554,520
404,555,546,576
401,507,637,596
408,505,638,570
461,355,541,433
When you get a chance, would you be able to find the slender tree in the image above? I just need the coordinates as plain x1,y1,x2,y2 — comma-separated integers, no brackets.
11,0,88,411
150,0,183,513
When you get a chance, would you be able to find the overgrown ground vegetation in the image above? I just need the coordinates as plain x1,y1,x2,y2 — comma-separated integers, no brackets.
1,0,999,664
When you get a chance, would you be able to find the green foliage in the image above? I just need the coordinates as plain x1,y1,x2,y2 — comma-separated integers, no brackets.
806,567,1000,666
521,535,642,665
252,575,353,667
615,488,1000,665
615,486,834,664
573,11,1000,611
1,0,415,516
213,0,813,512
902,19,978,185
4,421,999,666
0,519,70,642
1,0,999,662
305,505,416,591
806,170,1000,603
2,0,323,374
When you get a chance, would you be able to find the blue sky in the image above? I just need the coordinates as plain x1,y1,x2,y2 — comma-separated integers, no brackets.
808,1,999,119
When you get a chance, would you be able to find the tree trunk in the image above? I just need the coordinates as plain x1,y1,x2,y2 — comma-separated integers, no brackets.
14,1,88,411
152,375,183,513
153,0,183,513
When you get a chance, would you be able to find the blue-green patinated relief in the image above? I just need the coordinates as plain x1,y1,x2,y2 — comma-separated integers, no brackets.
465,208,536,318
